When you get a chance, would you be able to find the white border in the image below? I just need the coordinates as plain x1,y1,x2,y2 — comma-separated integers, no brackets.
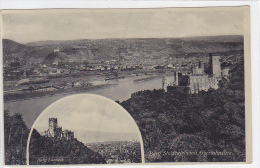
0,0,258,9
0,1,259,168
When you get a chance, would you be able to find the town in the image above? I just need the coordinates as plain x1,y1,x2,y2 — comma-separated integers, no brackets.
86,141,141,163
3,43,243,101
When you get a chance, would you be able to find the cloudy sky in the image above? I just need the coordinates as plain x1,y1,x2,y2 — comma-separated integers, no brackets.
32,94,141,143
2,7,246,43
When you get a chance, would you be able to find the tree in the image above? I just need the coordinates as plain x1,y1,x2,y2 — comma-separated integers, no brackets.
4,110,29,165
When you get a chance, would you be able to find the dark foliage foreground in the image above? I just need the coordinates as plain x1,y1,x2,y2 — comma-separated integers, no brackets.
4,111,29,165
120,61,245,162
29,129,106,164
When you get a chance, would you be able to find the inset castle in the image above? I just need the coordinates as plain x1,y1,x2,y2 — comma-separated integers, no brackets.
41,118,74,141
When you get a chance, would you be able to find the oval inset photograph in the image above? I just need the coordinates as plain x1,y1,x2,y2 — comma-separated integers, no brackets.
27,94,144,165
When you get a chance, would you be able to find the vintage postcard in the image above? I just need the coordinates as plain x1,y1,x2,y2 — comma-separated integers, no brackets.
1,7,251,165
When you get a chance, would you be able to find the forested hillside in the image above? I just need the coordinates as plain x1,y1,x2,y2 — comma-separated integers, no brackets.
4,110,106,165
120,61,245,162
29,130,106,165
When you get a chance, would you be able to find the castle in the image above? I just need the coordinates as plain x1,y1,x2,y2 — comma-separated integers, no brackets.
40,118,74,141
163,53,230,94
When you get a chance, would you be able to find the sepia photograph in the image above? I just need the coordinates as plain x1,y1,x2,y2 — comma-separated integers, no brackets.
2,7,250,165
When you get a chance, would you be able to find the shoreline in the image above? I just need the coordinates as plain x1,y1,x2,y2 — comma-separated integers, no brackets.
133,76,163,83
4,73,167,104
4,83,117,103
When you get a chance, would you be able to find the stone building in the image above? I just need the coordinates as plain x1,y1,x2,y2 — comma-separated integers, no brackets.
192,61,204,75
62,130,74,141
163,53,230,94
162,72,178,92
189,74,221,94
209,53,221,77
189,53,226,94
41,118,74,141
162,71,189,92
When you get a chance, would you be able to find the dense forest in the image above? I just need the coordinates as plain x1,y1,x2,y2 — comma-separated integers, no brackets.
29,129,106,164
120,60,245,162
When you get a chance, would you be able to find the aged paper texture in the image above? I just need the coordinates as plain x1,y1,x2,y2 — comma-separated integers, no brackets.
1,6,251,165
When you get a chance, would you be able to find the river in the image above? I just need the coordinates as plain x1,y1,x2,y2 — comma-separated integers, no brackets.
4,75,164,128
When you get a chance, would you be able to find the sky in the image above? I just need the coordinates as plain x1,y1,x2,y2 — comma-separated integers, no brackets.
32,94,141,143
2,7,246,43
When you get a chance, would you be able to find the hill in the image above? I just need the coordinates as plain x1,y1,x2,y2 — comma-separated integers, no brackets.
29,129,106,165
3,35,244,64
42,52,69,65
181,35,243,42
3,39,29,55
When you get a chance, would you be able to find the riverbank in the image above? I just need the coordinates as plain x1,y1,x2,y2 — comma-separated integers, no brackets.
4,84,117,103
133,76,163,83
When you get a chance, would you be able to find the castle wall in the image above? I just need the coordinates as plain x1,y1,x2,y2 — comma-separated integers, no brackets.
192,65,204,75
55,127,62,137
47,118,74,140
189,75,220,94
162,75,176,92
62,130,74,141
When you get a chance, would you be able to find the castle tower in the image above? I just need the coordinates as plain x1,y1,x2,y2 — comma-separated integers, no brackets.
49,118,57,137
209,53,221,77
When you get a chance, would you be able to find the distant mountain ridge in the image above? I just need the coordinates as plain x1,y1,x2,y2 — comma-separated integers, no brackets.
26,35,243,46
3,35,244,64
